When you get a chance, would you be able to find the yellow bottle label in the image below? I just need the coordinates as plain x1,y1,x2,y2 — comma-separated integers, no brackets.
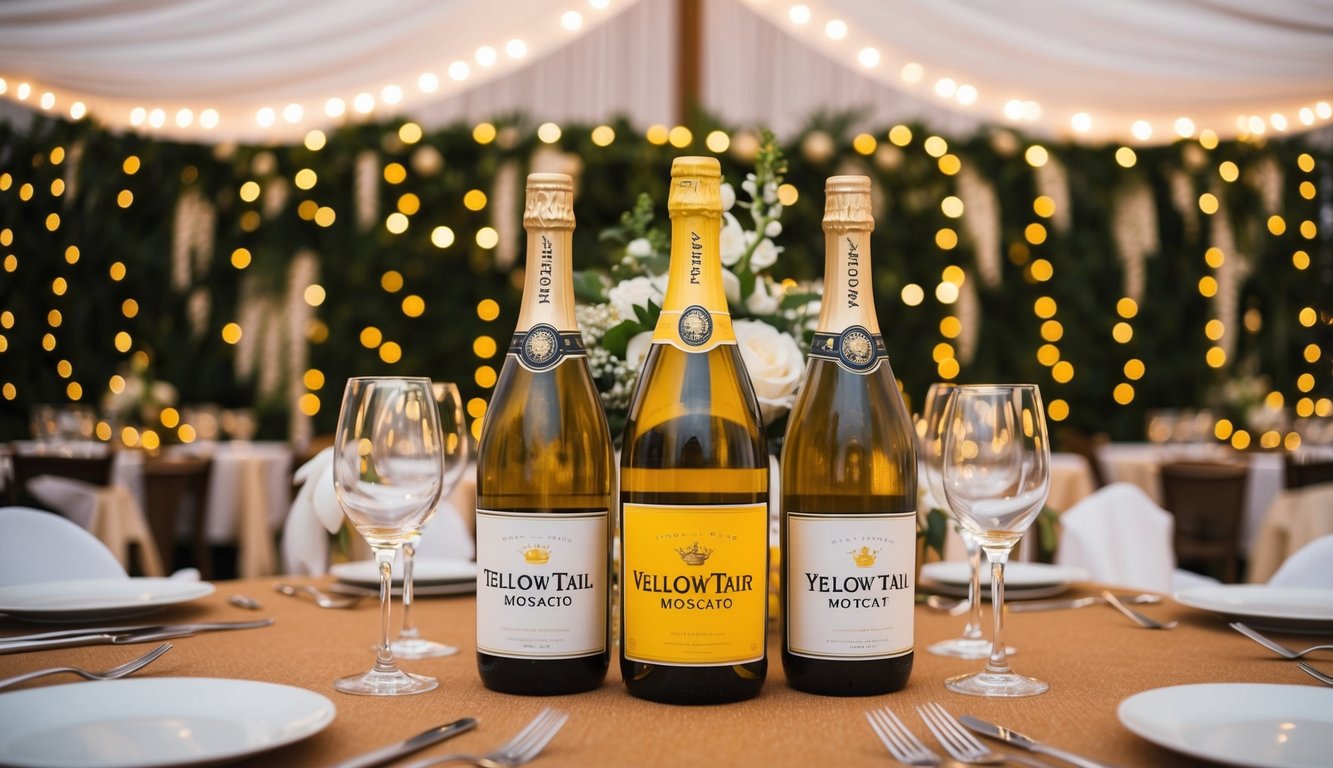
622,502,767,665
652,223,736,353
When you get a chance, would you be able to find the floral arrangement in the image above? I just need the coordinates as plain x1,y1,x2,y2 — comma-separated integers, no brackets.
574,133,820,444
1207,360,1285,438
101,357,179,428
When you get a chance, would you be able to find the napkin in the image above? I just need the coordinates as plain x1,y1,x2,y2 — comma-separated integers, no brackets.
25,475,164,577
1056,482,1176,593
280,448,476,575
1267,533,1333,589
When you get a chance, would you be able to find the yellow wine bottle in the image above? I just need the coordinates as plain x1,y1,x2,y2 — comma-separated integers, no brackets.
781,175,916,695
619,157,769,704
475,173,612,695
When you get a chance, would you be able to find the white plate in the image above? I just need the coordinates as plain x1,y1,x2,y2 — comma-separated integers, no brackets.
0,579,215,624
330,557,476,587
0,677,334,768
1119,683,1333,768
1174,585,1333,634
326,580,476,598
920,562,1087,599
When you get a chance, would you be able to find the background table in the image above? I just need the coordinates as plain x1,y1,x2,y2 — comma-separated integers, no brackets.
0,577,1319,767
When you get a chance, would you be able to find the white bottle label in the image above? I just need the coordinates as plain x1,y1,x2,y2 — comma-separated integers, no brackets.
785,512,915,660
476,509,607,659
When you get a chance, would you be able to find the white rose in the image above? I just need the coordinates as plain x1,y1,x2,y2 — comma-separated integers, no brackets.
749,237,781,271
625,331,654,370
722,268,741,306
719,212,746,267
746,277,781,316
607,276,662,322
734,320,804,425
626,237,652,258
721,183,736,211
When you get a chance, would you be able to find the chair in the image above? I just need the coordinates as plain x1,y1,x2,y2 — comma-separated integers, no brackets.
1283,454,1333,489
0,506,127,586
142,456,213,578
1267,534,1333,590
6,452,114,508
1056,427,1109,488
1159,461,1249,583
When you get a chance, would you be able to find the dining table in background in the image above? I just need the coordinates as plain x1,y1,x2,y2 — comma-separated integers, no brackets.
0,576,1319,767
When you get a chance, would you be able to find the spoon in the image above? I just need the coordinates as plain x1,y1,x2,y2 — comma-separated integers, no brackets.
229,594,262,610
1102,590,1178,629
274,583,365,609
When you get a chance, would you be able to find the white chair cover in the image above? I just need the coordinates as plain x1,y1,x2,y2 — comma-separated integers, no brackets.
0,506,128,586
1267,534,1333,590
1056,482,1179,593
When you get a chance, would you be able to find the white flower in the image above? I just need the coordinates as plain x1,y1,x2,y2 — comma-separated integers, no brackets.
721,183,736,211
719,212,746,267
746,277,781,316
762,181,777,205
625,331,654,369
734,320,804,426
749,238,781,271
764,220,782,238
722,269,741,306
607,276,662,322
626,237,653,258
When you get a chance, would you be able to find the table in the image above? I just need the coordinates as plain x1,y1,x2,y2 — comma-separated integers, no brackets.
0,577,1317,767
1096,443,1283,552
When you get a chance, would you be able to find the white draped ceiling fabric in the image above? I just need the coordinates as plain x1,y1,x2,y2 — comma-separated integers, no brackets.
0,0,1329,144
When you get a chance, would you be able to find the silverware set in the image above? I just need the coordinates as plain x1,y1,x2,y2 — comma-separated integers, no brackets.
867,703,1111,767
398,708,568,768
0,642,173,691
0,618,274,654
1230,621,1333,686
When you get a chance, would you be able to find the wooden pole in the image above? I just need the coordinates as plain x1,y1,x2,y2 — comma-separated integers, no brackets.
676,0,702,125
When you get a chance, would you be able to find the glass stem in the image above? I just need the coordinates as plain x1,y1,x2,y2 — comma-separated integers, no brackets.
400,543,419,640
962,534,984,641
374,549,396,672
984,548,1011,675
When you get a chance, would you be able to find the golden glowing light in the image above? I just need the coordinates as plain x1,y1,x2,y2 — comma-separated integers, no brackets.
1115,147,1137,168
888,125,912,146
1052,361,1074,383
477,299,500,321
476,227,500,249
304,130,327,151
398,122,423,144
231,248,252,269
402,295,425,317
1268,215,1286,236
114,332,131,353
939,316,962,338
1293,250,1310,270
294,169,317,190
1047,399,1069,421
1218,161,1239,182
1215,419,1234,440
314,207,336,227
942,265,966,285
668,126,693,148
1206,346,1227,368
298,394,320,416
221,323,242,344
473,336,498,357
1112,322,1133,343
1113,383,1135,405
1041,320,1064,342
1205,319,1225,340
1033,196,1055,218
935,282,959,304
1297,374,1314,393
937,155,961,175
924,136,949,158
941,196,964,218
1025,145,1049,167
1300,220,1317,239
932,342,955,362
900,284,925,306
1205,247,1224,268
1199,193,1219,214
467,398,488,418
432,226,455,248
473,122,497,144
538,123,563,143
937,358,960,380
1037,344,1060,367
1198,276,1218,297
1034,296,1057,319
464,189,487,210
122,299,139,318
777,184,799,206
47,309,61,327
385,212,409,234
66,382,83,401
1029,258,1053,281
360,327,382,348
379,342,402,364
239,181,260,202
475,365,498,388
123,156,141,174
645,124,669,145
52,277,67,296
160,407,180,428
1124,359,1145,379
304,369,325,390
383,163,407,184
935,228,958,250
1304,343,1322,363
1231,430,1251,450
852,133,877,155
304,284,326,306
592,125,616,147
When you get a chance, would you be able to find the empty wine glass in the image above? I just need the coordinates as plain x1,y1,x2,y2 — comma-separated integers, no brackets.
941,384,1051,697
333,376,444,696
918,383,994,660
392,381,469,659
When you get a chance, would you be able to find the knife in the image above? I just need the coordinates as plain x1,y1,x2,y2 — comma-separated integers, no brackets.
331,717,478,768
959,715,1116,768
1009,594,1160,613
0,619,275,645
0,619,274,654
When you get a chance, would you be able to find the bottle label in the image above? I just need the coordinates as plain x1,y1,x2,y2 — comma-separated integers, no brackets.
653,226,736,353
808,326,888,374
508,324,587,373
622,502,767,665
476,509,607,659
785,512,915,660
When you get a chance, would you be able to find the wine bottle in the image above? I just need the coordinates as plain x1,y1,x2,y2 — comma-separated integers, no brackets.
475,173,612,695
780,175,916,696
619,157,770,704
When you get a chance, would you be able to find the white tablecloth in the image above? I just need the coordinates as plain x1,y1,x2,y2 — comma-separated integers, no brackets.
1095,443,1283,552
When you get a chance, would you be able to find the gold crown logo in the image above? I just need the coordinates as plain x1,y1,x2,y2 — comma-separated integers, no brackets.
521,545,551,565
850,546,880,567
675,541,713,566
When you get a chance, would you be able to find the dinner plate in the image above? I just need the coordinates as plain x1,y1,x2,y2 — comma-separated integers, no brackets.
1174,585,1333,634
0,677,335,768
919,562,1088,599
326,580,476,598
1118,683,1333,768
0,579,215,624
329,557,476,587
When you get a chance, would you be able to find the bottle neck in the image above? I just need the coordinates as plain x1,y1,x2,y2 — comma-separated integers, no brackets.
515,229,577,332
817,229,880,335
652,212,736,351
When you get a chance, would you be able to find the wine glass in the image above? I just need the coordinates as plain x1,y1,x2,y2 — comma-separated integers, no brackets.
332,376,444,696
941,384,1051,697
918,383,994,660
392,381,469,659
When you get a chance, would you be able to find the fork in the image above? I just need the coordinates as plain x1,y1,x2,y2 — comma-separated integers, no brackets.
916,702,1054,768
274,582,364,609
402,708,568,768
865,707,941,766
1230,622,1333,660
0,642,172,691
1102,590,1177,629
1298,661,1333,686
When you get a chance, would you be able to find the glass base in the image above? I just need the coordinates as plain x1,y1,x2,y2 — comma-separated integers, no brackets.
945,669,1048,698
334,667,438,696
927,637,1016,660
390,637,459,659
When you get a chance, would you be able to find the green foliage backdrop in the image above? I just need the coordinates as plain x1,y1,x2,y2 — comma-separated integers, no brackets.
0,113,1328,443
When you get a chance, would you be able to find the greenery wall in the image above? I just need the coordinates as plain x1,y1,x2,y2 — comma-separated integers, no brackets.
0,113,1329,444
